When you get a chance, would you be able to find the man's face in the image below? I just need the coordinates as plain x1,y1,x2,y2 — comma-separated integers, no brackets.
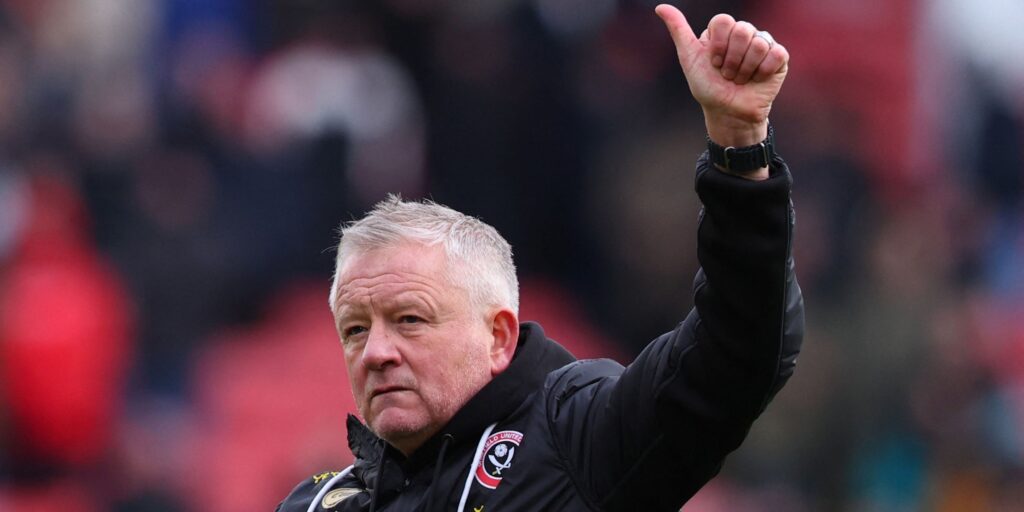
333,242,496,454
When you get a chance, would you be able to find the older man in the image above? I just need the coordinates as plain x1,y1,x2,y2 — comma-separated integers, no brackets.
277,5,803,511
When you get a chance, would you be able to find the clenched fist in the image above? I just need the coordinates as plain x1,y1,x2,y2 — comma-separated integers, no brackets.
656,4,789,176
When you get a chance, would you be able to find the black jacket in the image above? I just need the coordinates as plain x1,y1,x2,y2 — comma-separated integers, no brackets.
277,154,804,512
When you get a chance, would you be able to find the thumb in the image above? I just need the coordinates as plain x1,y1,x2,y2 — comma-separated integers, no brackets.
655,4,701,71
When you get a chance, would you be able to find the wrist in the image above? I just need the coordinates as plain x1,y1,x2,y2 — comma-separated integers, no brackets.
702,110,768,147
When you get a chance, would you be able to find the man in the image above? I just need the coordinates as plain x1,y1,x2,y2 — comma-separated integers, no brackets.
277,5,803,511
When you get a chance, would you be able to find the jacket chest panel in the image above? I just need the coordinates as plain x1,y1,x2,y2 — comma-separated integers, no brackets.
374,406,582,511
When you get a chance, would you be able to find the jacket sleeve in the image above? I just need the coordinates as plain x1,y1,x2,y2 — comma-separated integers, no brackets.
545,153,804,510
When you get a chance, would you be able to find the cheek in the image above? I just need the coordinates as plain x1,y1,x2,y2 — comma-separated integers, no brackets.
427,335,492,399
343,355,368,401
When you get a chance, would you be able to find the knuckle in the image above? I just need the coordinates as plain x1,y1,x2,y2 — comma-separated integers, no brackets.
710,13,736,25
734,21,755,35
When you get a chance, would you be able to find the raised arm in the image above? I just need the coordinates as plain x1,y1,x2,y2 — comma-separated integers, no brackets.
544,6,803,510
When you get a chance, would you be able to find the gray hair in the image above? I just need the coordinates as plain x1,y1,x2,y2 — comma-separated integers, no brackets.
329,195,519,315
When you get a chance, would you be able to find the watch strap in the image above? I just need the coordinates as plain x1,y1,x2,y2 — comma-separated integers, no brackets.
706,124,775,173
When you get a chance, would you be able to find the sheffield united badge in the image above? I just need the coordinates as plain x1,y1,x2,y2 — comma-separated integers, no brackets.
475,430,524,489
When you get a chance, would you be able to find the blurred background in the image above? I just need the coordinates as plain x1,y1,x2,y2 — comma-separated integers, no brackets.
0,0,1022,510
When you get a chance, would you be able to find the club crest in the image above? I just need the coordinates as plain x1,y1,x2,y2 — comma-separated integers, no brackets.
475,430,523,489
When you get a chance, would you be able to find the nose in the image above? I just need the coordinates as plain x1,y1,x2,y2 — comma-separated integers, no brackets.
361,324,402,370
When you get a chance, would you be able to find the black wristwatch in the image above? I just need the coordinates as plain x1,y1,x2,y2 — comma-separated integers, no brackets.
706,124,775,173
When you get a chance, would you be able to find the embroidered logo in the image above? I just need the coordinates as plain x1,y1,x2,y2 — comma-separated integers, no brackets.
321,488,361,509
312,471,341,484
474,430,523,489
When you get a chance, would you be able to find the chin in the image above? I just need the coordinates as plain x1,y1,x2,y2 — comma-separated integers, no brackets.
370,410,432,443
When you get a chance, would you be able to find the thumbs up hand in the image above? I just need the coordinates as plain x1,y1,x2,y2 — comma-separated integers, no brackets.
656,5,789,152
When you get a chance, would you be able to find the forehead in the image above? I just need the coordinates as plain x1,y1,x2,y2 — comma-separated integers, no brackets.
334,243,460,308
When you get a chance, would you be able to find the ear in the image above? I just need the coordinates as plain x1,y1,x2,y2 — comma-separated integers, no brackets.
488,308,520,376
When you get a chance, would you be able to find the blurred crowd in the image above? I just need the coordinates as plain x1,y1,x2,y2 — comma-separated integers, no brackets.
0,0,1022,510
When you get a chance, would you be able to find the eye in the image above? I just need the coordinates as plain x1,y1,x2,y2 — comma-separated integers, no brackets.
398,315,423,324
342,325,368,339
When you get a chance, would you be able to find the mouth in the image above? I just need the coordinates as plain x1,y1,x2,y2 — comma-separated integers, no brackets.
370,386,410,400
